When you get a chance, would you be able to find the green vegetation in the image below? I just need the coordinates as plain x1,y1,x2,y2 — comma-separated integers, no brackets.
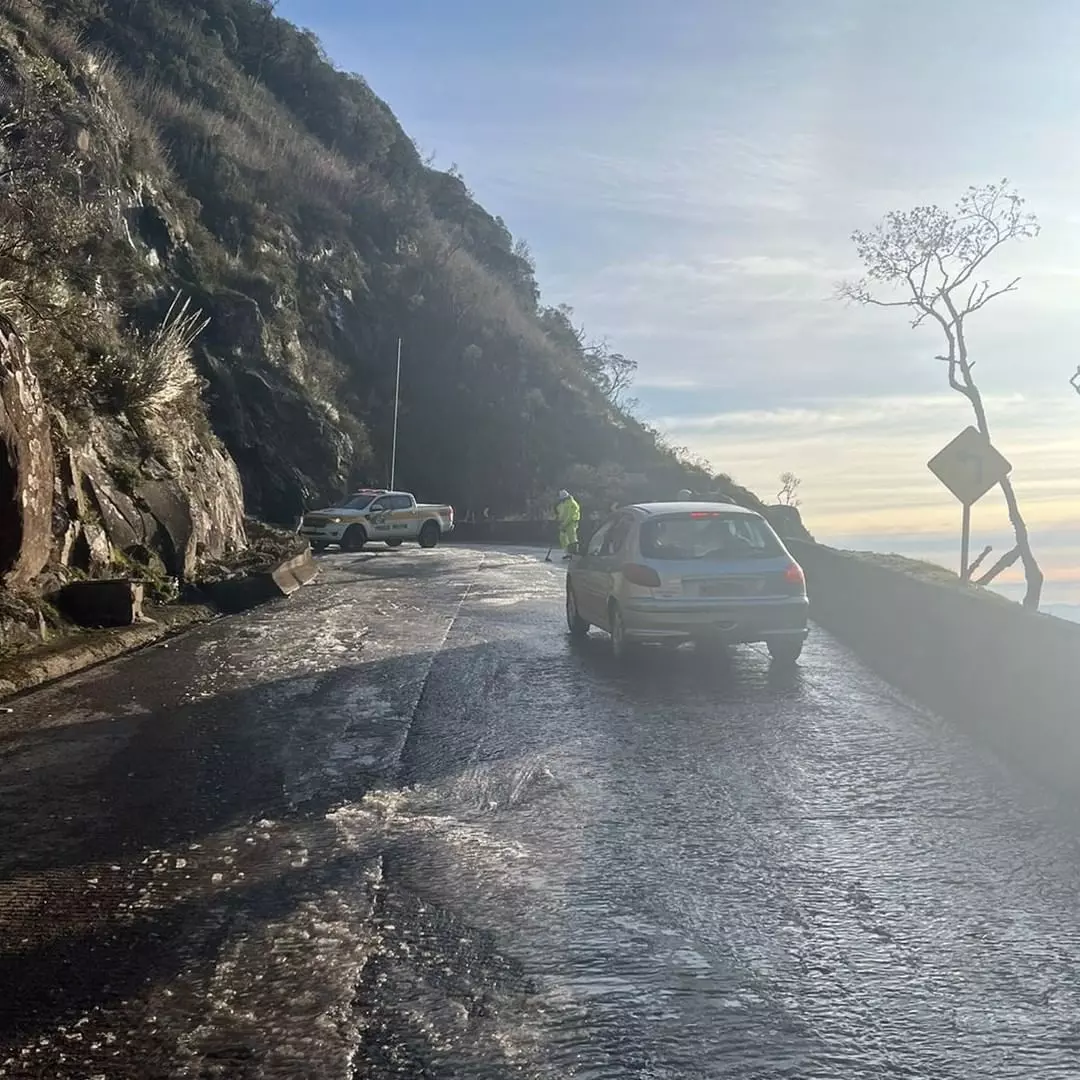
5,0,757,522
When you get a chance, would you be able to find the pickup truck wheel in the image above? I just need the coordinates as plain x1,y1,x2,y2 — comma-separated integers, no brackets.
385,538,403,548
418,521,440,549
342,525,367,552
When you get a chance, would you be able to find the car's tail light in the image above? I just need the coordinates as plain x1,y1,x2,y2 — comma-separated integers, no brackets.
622,563,662,588
784,563,805,591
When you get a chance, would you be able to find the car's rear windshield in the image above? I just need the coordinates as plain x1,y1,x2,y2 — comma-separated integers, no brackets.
640,513,782,561
343,494,376,510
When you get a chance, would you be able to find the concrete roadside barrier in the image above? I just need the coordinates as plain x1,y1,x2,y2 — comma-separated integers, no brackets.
57,579,145,627
197,548,320,614
788,539,1080,792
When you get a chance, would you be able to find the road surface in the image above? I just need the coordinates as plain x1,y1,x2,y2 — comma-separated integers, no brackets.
1,546,1079,1079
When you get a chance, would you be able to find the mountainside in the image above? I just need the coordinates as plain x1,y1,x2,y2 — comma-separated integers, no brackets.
0,0,764,603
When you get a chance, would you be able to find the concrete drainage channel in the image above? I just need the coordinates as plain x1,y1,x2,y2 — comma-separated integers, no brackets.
0,549,320,700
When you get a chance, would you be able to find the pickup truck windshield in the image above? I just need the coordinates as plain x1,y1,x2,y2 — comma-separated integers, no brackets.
343,494,376,510
640,513,782,561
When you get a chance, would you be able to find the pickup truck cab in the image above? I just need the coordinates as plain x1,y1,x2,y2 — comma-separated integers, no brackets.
300,489,455,552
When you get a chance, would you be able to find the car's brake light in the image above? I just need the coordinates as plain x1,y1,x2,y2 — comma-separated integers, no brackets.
689,511,723,518
784,563,805,589
622,563,662,588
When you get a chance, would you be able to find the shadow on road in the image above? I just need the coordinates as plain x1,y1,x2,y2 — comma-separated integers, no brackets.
564,631,804,699
0,614,811,1054
0,656,427,884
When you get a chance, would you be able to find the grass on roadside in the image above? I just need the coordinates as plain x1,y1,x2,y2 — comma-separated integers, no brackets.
838,549,1015,605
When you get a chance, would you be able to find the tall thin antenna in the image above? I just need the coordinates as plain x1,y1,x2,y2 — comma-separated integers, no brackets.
390,337,402,489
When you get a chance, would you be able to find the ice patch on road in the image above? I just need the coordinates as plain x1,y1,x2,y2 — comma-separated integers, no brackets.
175,860,382,1080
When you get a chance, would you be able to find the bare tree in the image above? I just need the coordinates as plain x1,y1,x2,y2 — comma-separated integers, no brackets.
583,339,637,404
777,472,801,506
1070,366,1080,397
838,180,1043,609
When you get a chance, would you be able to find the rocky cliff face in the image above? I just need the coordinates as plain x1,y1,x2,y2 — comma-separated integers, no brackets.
0,317,53,587
0,6,247,595
0,314,246,591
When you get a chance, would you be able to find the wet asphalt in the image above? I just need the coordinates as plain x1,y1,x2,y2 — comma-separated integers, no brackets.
1,545,1080,1079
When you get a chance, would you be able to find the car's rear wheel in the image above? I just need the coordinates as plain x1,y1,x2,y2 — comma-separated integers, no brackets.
566,585,589,638
311,541,329,553
342,525,367,552
385,538,403,548
418,521,440,549
767,638,804,665
609,603,632,660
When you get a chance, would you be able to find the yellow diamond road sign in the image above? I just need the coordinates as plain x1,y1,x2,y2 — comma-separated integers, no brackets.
927,426,1012,507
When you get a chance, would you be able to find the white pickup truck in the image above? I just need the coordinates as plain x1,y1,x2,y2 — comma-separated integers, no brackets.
300,489,455,551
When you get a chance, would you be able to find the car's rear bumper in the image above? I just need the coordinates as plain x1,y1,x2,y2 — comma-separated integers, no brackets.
622,596,808,644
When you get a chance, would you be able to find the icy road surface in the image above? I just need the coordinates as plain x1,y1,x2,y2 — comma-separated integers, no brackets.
1,545,1080,1078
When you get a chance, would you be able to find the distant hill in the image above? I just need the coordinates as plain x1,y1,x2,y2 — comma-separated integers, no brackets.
37,0,757,516
0,0,766,594
1043,604,1080,624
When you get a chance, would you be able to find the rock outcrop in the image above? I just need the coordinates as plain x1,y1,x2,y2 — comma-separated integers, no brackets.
0,318,53,587
52,413,246,581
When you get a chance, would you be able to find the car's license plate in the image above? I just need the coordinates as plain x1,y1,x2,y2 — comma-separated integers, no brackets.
700,578,761,597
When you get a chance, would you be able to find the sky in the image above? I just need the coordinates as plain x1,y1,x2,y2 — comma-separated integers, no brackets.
277,0,1080,604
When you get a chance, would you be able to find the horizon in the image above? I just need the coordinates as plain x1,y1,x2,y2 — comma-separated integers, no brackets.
276,0,1080,605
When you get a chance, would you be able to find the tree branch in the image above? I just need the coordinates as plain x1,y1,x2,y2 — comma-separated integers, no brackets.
966,277,1020,314
975,546,1020,586
967,545,993,578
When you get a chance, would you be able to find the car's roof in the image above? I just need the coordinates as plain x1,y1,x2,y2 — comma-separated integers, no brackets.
628,501,759,516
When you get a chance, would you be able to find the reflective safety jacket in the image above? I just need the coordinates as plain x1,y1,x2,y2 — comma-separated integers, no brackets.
555,496,581,529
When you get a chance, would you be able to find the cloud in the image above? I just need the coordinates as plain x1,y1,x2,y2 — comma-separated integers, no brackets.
634,374,702,390
656,393,1029,435
657,391,1080,597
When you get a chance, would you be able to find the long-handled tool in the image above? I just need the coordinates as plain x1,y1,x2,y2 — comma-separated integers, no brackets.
543,545,554,563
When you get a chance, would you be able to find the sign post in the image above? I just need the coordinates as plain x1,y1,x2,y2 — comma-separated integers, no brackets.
960,503,971,583
927,426,1012,579
390,337,401,490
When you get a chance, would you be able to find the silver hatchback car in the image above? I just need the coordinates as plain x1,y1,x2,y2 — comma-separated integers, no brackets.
565,502,809,663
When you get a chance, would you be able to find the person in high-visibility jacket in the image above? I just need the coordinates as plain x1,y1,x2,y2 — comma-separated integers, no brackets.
555,489,581,558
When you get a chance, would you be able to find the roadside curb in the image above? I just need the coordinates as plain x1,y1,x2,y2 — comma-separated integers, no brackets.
0,550,320,702
0,606,214,700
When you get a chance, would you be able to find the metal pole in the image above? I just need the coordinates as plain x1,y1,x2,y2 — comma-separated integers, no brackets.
390,337,401,490
960,502,971,580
